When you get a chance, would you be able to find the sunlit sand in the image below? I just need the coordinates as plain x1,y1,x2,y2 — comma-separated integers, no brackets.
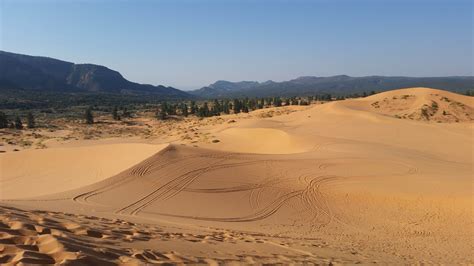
1,88,472,264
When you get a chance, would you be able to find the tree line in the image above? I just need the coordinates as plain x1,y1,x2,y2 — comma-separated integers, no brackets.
3,89,473,128
0,94,340,127
2,92,385,127
0,111,35,129
156,95,328,120
76,95,333,124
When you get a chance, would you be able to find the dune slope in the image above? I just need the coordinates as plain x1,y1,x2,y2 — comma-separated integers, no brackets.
0,143,167,199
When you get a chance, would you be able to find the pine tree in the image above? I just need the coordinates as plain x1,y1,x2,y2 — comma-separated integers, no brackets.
274,97,282,107
182,103,189,117
223,100,230,114
242,98,249,111
210,100,219,116
168,103,177,115
190,101,197,114
112,106,120,120
158,105,167,120
213,99,221,113
27,112,35,128
122,107,131,118
14,116,23,129
0,111,8,129
158,102,168,120
233,99,241,114
203,102,210,117
197,102,210,117
85,108,94,124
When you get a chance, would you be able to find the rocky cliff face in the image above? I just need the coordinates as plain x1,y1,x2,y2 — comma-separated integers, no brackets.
0,51,191,98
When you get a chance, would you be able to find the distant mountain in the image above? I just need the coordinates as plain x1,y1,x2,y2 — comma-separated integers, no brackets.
0,51,191,98
2,51,472,100
192,80,261,98
191,75,474,98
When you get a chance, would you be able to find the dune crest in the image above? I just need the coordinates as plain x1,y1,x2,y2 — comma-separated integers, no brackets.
340,87,473,122
215,127,308,154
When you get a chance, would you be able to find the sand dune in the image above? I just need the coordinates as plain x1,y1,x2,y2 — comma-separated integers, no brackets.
340,87,473,122
0,143,166,199
215,127,308,154
1,88,473,264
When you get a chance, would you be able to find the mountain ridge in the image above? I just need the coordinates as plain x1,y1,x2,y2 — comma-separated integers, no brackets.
1,51,472,99
0,51,190,98
191,75,474,98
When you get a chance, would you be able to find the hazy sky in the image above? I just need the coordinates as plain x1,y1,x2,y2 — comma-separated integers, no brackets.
1,0,472,90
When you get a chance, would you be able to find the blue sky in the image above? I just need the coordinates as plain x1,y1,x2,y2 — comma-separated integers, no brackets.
1,0,472,90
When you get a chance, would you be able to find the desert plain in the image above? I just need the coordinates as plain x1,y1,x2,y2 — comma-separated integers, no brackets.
0,87,473,264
